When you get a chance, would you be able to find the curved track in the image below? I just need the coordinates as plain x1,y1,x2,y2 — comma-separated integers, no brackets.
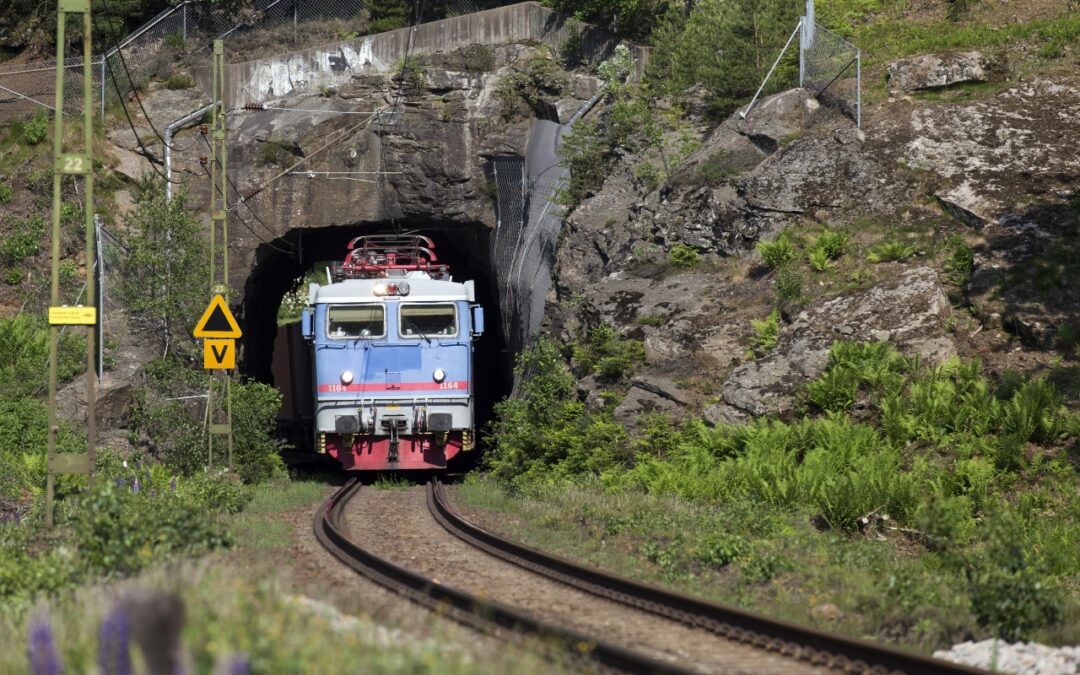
315,479,990,674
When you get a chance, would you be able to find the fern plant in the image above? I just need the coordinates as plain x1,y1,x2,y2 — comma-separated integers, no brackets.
868,240,917,263
756,231,797,269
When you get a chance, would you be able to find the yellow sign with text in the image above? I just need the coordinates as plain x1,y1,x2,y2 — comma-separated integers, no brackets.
48,306,96,325
203,339,236,370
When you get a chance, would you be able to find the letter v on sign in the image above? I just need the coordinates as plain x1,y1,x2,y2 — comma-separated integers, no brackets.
204,339,236,370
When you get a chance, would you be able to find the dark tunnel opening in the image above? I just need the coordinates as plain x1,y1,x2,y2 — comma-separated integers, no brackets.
239,221,513,457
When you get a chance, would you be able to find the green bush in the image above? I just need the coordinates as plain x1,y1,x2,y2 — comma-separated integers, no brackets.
774,266,803,306
868,240,917,263
749,309,780,358
460,44,495,72
943,235,974,286
165,73,195,90
557,120,609,206
667,243,701,269
573,324,645,382
22,110,49,145
231,379,288,484
756,231,797,269
3,269,21,285
0,182,12,204
694,532,747,568
967,512,1062,640
73,483,231,577
0,215,45,263
0,314,84,402
808,229,848,271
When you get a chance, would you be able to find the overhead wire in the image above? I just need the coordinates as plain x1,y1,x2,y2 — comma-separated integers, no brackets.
96,0,197,154
92,17,185,186
199,161,294,255
198,134,296,251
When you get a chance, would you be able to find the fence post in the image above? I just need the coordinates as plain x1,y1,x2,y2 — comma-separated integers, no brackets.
856,50,862,130
294,0,299,44
182,1,188,42
95,214,104,384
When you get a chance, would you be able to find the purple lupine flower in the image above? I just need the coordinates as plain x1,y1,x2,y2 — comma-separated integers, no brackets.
170,476,177,493
227,656,250,675
27,617,62,675
98,607,131,675
131,478,139,496
115,477,124,488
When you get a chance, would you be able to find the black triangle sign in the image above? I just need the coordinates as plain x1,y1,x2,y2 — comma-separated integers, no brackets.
193,294,242,338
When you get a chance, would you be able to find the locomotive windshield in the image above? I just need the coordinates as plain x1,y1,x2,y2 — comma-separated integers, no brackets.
400,304,457,338
328,305,385,339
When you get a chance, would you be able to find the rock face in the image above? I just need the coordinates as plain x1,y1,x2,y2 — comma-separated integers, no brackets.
887,52,993,94
719,267,955,419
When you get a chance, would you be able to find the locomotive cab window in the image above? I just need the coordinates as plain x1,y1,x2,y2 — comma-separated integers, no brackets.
327,305,385,339
400,303,457,338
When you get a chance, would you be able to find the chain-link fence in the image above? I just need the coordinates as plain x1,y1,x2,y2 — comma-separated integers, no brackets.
490,157,527,345
800,22,861,127
96,218,130,381
2,0,515,121
0,56,105,123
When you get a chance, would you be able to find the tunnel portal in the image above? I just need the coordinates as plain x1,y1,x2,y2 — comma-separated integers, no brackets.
240,221,511,451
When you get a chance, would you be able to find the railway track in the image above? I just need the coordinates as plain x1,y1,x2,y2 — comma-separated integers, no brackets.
315,478,990,674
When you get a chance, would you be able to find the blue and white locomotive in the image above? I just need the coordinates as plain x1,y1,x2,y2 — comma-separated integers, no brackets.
301,235,484,470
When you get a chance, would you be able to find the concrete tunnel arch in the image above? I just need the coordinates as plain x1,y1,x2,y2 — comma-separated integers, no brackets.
237,220,512,451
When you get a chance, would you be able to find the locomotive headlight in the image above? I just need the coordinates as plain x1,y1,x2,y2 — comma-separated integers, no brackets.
398,281,410,296
432,368,446,383
341,370,355,385
373,282,387,296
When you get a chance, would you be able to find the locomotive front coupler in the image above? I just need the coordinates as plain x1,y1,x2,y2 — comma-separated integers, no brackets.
381,417,408,463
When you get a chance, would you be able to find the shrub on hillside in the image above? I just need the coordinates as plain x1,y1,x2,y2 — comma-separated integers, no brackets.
756,231,797,269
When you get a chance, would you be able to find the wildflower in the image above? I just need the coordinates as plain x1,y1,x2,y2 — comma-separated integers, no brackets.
98,607,131,675
27,617,62,675
131,478,139,496
170,476,177,493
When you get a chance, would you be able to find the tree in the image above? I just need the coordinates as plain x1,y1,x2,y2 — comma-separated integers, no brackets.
647,0,800,117
117,183,209,353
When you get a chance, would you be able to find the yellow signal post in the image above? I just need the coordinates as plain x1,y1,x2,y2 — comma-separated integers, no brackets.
205,41,235,472
46,0,97,529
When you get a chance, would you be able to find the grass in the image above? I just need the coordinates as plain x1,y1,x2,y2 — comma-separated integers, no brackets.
482,339,1080,647
0,559,556,674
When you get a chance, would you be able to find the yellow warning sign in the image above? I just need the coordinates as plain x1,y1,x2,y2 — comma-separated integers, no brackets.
204,339,236,369
49,306,97,325
194,294,241,338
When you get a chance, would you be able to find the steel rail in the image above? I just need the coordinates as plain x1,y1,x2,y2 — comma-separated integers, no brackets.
313,478,694,674
429,479,990,675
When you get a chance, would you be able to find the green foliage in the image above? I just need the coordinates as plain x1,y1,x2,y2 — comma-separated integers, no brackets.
867,240,917,263
573,324,645,382
808,229,848,272
647,0,800,117
667,243,701,270
0,397,83,499
0,215,45,264
165,73,195,89
161,32,185,50
943,235,974,287
774,266,803,306
73,483,231,577
368,0,410,32
557,120,609,206
756,230,797,269
945,0,980,21
390,55,427,93
0,313,84,401
117,184,208,343
694,532,748,568
3,269,22,285
0,182,12,204
541,0,677,41
460,44,495,72
22,110,49,145
749,309,780,358
967,512,1062,640
487,340,629,486
494,49,568,121
231,380,288,484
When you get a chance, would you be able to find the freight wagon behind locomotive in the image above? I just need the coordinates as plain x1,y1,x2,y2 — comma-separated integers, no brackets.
300,235,484,471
